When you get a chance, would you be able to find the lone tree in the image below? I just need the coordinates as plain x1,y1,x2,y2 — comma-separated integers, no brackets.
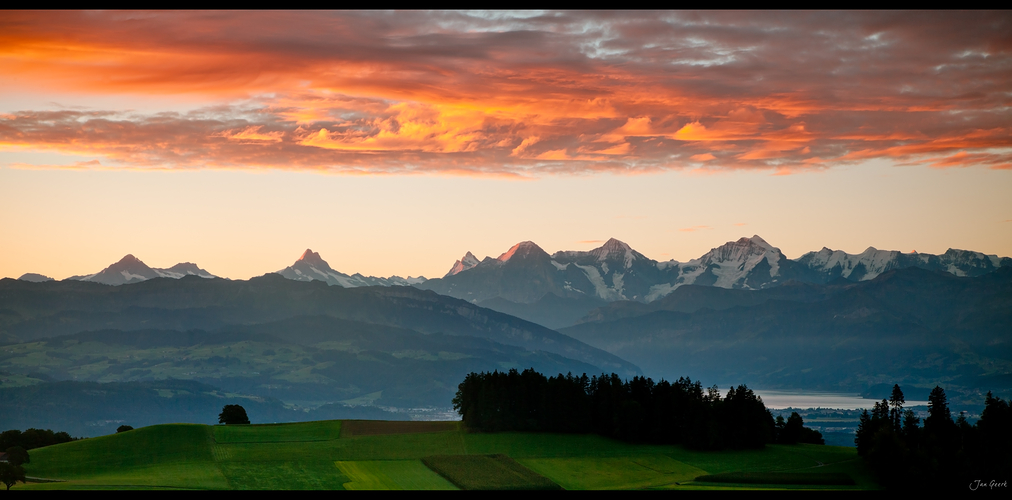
116,425,134,433
218,405,250,425
0,462,25,491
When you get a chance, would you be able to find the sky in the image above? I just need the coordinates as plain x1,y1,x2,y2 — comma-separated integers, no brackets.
2,11,1010,280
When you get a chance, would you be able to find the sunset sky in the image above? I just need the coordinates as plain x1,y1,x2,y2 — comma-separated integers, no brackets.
2,11,1010,281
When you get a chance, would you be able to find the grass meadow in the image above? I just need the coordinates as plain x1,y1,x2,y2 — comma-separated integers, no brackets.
13,420,877,490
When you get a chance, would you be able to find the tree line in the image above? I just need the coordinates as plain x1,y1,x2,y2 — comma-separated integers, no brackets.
856,385,1011,490
0,428,76,451
452,369,822,450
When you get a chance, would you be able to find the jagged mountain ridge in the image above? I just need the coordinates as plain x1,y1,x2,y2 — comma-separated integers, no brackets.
24,239,1011,304
65,254,217,286
276,249,426,288
419,236,1012,306
445,251,480,278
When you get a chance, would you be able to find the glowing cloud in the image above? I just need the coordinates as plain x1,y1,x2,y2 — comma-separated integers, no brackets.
1,11,1009,176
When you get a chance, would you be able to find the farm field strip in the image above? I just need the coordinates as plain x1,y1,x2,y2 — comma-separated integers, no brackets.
520,455,706,490
218,461,349,490
336,460,457,490
422,454,561,490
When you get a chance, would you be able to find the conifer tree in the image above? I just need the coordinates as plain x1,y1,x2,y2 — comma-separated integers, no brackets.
889,384,905,432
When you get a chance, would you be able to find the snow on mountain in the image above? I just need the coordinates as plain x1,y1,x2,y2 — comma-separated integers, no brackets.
424,235,1011,308
796,246,1012,281
276,249,426,288
444,251,480,278
588,238,639,269
421,238,663,304
670,235,790,290
65,254,219,286
551,238,658,301
155,262,217,279
46,238,1010,303
795,246,902,281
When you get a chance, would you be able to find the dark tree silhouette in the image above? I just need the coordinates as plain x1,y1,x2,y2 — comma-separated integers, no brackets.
0,429,73,451
454,368,782,450
0,463,25,491
116,425,134,433
889,384,905,431
218,405,250,425
925,386,952,434
856,385,1012,491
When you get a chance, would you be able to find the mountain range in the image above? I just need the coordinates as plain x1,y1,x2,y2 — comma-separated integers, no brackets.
421,236,1011,303
275,249,425,287
59,254,217,286
16,236,1010,330
26,237,1009,299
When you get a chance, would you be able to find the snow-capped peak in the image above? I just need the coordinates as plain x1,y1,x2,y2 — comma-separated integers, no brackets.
590,238,637,269
748,235,773,251
704,236,780,265
297,249,331,269
445,251,481,277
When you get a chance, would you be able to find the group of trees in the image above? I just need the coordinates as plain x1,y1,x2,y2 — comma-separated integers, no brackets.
774,412,825,445
0,428,74,451
856,385,1012,490
453,369,822,450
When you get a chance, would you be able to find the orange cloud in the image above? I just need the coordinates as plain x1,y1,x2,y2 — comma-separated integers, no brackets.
216,126,284,143
679,225,713,232
0,11,1008,176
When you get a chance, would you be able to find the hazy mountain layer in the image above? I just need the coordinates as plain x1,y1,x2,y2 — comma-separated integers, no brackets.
559,267,1012,396
0,316,601,409
0,274,638,377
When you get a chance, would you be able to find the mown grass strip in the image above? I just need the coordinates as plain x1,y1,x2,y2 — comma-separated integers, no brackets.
422,454,562,490
694,472,856,485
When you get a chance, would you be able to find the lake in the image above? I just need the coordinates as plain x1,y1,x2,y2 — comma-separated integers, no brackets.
751,389,929,410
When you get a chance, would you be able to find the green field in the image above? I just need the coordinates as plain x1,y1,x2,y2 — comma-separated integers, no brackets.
14,420,878,490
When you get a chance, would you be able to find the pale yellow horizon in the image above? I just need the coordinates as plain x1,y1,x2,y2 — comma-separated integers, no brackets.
3,161,1010,282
